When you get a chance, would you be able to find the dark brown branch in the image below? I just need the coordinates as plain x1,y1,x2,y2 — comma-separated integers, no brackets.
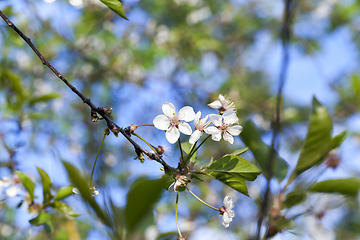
0,10,153,162
255,0,295,239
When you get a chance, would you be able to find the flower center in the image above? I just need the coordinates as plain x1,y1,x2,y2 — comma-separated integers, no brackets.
170,116,180,126
219,123,228,132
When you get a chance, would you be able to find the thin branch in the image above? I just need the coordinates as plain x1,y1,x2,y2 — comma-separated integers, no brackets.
0,11,153,162
255,0,294,239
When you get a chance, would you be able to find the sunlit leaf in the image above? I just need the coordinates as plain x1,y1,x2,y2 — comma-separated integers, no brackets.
295,97,332,175
240,120,288,182
205,172,249,196
99,0,128,20
51,201,81,217
125,177,164,232
54,186,74,201
28,92,60,106
330,131,347,150
309,178,360,195
37,167,53,204
16,171,35,199
29,212,54,233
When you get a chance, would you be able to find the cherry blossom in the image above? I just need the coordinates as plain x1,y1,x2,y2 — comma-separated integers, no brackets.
219,196,235,228
189,111,210,144
153,102,195,144
205,110,242,144
208,94,236,114
168,175,188,192
0,176,21,197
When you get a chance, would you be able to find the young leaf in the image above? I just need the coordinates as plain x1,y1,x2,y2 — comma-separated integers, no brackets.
54,186,74,201
282,191,307,209
205,155,262,181
99,0,128,20
308,178,360,195
240,120,288,182
125,177,164,232
295,97,332,175
51,201,81,217
330,131,347,150
62,161,108,224
28,92,60,106
37,167,53,204
16,171,35,199
29,212,53,233
205,172,249,196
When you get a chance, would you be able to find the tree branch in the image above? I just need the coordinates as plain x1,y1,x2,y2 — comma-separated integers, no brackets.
0,10,153,162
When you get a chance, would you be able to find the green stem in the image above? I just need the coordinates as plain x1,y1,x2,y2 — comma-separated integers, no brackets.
136,124,154,127
178,138,185,163
133,132,157,153
187,187,219,211
188,135,211,160
90,134,106,185
176,192,182,238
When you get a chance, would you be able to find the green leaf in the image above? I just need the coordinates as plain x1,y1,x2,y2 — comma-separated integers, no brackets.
62,161,108,224
157,232,179,240
16,171,35,199
125,177,164,232
282,191,307,209
240,120,288,182
295,97,332,175
330,131,347,150
29,212,53,233
54,186,74,201
206,172,249,196
309,178,360,195
223,147,249,157
51,201,81,217
28,92,60,106
205,155,262,181
99,0,128,20
37,167,53,204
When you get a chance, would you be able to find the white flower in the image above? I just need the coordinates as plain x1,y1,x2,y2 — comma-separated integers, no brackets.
189,111,210,144
208,94,236,114
72,186,100,197
0,176,21,197
153,102,195,144
220,196,235,228
168,175,188,192
205,110,242,144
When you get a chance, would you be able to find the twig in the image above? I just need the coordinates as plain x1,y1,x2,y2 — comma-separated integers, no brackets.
0,11,153,162
255,0,294,239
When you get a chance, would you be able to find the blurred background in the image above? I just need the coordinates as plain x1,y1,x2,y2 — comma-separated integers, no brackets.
0,0,360,239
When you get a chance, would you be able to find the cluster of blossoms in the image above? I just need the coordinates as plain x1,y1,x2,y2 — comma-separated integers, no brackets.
0,175,22,197
153,94,242,145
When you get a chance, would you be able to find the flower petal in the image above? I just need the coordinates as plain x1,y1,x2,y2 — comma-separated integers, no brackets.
223,196,232,206
204,126,220,135
194,111,201,127
168,182,175,192
178,122,192,135
223,110,238,125
5,185,18,197
0,177,13,187
208,100,222,109
179,106,195,122
153,115,170,130
211,132,222,141
209,114,223,127
166,126,180,144
223,132,234,144
189,130,202,144
162,102,176,118
227,125,243,136
218,94,226,105
222,212,230,228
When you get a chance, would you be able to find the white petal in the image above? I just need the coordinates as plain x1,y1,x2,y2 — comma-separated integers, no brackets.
168,182,175,192
227,125,242,136
223,110,238,125
211,132,222,141
189,130,202,144
178,122,192,135
0,177,13,187
72,188,80,194
218,94,226,105
153,115,170,130
222,212,230,228
174,180,182,192
227,209,235,218
204,126,220,135
5,185,18,197
178,106,195,122
162,102,176,118
194,111,201,127
223,132,234,144
223,196,232,206
166,126,180,144
209,114,223,126
208,100,222,109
